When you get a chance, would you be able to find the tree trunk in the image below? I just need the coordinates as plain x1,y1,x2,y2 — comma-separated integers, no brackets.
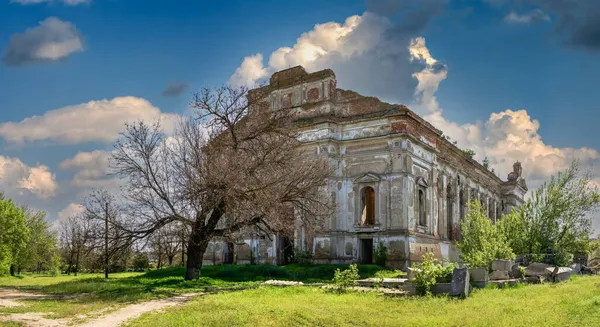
167,255,174,266
74,249,81,276
185,227,209,280
9,264,15,277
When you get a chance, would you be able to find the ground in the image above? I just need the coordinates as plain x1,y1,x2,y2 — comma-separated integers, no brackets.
1,266,598,327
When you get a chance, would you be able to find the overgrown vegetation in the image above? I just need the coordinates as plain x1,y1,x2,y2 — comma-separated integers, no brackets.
412,252,457,295
331,264,359,293
458,201,515,269
498,161,600,266
374,241,387,267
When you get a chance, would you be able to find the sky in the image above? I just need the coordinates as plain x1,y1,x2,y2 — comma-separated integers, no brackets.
1,0,600,231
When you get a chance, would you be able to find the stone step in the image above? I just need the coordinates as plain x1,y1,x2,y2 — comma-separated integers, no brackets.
356,278,408,289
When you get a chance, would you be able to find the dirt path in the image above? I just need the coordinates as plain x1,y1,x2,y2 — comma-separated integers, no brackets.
76,293,204,327
0,288,204,327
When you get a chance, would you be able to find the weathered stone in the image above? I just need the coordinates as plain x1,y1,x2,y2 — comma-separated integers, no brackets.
511,264,524,278
406,267,419,281
568,263,581,275
450,267,470,298
491,259,514,272
545,267,573,283
431,283,452,295
525,262,553,277
469,268,489,282
490,270,510,280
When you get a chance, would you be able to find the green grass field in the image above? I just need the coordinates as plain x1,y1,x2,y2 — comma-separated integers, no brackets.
2,266,598,327
127,275,600,327
0,264,395,320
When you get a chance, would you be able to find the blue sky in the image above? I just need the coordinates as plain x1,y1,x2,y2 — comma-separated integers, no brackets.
1,0,600,230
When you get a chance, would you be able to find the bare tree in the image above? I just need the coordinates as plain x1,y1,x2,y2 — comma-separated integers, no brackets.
109,85,332,280
83,189,135,278
59,214,94,276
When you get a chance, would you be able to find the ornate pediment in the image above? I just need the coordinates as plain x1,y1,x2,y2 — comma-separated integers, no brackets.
354,172,381,184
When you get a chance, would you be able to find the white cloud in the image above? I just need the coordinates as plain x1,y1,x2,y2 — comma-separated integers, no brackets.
504,9,551,24
2,17,84,67
57,203,85,221
230,11,600,231
10,0,89,5
0,156,57,199
59,150,116,188
0,96,179,145
408,35,600,189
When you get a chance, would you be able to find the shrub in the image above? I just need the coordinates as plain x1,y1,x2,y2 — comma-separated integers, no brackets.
458,201,514,269
331,264,359,293
413,253,439,295
551,248,574,267
290,247,313,265
436,262,457,283
413,253,458,295
374,242,387,267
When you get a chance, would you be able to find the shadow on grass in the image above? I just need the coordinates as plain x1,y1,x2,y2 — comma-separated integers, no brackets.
21,264,396,303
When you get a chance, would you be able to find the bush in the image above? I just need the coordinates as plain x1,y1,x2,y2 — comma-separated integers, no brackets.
458,201,514,269
551,248,574,267
331,264,359,293
412,253,458,295
374,242,387,267
290,247,312,265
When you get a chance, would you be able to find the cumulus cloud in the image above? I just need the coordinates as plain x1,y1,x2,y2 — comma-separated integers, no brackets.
230,10,600,230
57,203,85,221
0,96,179,145
0,156,57,199
10,0,89,5
409,34,600,204
2,17,84,67
504,9,551,24
59,150,116,188
161,82,189,97
229,1,447,103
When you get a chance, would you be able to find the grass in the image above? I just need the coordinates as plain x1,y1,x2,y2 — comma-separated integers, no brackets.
0,264,395,320
127,275,600,327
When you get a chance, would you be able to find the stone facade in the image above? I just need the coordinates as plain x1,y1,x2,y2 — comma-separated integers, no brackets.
205,66,528,269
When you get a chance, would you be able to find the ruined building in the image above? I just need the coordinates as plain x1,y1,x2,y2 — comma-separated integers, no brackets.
203,66,528,268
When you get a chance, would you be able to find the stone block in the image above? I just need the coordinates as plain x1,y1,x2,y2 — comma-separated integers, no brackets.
406,267,419,281
431,283,452,295
492,260,514,272
525,262,553,277
469,268,489,282
450,267,470,298
545,267,573,283
490,270,510,280
568,263,581,275
511,264,524,279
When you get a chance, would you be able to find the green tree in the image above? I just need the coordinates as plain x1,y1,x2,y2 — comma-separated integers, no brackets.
458,200,514,269
0,195,29,275
17,209,59,274
499,161,600,262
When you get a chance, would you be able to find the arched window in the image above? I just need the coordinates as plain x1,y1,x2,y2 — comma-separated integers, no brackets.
459,189,466,221
419,189,426,226
447,184,454,240
360,187,375,226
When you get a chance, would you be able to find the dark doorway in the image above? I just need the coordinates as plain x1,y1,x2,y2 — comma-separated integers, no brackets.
224,242,234,264
282,237,294,265
360,238,373,264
